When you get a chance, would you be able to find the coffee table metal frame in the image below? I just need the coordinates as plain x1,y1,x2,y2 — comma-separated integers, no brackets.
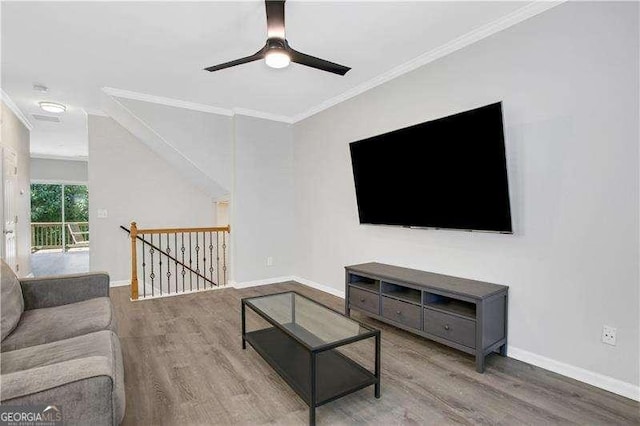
241,291,381,425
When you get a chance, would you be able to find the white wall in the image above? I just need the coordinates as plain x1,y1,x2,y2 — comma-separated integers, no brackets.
232,115,294,283
31,157,88,183
88,115,215,282
293,1,639,395
103,95,231,199
117,98,233,193
1,101,31,277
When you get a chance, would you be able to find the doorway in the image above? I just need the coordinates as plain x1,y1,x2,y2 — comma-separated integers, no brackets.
1,147,18,272
30,183,89,276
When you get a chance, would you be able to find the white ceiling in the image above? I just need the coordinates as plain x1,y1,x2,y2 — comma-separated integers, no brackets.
1,1,536,158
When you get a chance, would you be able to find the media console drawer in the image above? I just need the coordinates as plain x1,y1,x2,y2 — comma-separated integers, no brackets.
349,286,379,315
382,296,421,330
423,308,476,349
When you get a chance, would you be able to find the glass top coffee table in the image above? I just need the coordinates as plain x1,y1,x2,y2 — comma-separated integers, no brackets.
241,291,381,425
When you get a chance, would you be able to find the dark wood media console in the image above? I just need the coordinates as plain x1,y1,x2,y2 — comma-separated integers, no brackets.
344,262,508,372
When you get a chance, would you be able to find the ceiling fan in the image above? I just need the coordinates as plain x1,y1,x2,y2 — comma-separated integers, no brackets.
204,0,350,75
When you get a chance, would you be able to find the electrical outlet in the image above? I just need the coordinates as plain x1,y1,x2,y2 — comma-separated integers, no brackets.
97,209,108,219
266,256,274,267
602,325,617,346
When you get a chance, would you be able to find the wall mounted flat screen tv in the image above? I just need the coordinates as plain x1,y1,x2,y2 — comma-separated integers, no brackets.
349,102,512,233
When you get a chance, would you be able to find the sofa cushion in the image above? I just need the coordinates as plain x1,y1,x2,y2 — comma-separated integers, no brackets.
1,330,125,424
1,260,24,342
1,297,116,352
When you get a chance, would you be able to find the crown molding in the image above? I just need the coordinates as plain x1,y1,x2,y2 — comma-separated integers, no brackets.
290,0,566,123
102,87,234,117
0,89,34,131
30,153,88,162
102,87,295,123
232,107,293,124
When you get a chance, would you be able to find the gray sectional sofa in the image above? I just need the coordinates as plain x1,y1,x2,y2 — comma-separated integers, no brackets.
0,260,125,425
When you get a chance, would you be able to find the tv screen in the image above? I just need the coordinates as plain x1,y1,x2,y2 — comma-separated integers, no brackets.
349,102,512,233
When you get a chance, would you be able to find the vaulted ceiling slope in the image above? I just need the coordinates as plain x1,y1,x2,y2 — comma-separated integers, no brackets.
2,1,559,158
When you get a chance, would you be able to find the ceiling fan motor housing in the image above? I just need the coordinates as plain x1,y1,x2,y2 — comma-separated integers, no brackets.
266,38,288,52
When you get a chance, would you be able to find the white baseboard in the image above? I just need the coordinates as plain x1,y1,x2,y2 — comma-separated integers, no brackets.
230,276,295,289
110,280,130,287
291,276,345,299
230,274,346,299
130,284,226,301
508,346,639,401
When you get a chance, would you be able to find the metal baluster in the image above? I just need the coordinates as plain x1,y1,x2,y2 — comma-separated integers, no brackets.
159,234,163,296
195,232,200,290
174,233,178,294
222,231,227,286
166,233,171,295
142,237,146,299
202,232,206,289
216,232,220,287
189,232,193,291
181,233,186,292
209,232,214,288
149,235,155,297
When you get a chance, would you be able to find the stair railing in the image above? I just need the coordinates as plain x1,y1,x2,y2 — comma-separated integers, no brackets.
122,222,230,300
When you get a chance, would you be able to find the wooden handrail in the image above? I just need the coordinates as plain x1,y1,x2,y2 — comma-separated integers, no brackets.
135,225,230,235
122,224,220,288
127,222,230,300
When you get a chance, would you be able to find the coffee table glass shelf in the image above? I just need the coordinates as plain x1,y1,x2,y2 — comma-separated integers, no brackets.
242,291,381,425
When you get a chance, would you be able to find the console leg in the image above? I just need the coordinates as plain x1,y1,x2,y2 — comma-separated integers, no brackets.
499,343,507,357
374,331,381,398
241,302,246,350
309,407,316,426
476,354,485,373
310,353,317,425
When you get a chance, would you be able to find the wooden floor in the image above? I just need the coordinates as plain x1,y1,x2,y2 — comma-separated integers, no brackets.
111,283,639,425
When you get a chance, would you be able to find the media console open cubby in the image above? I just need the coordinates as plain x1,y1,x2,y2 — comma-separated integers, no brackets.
345,262,508,372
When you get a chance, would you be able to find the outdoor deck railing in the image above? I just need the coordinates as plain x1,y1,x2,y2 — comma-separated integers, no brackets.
31,222,89,251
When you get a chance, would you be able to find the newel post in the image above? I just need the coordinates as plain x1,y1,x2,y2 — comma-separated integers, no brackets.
130,221,139,300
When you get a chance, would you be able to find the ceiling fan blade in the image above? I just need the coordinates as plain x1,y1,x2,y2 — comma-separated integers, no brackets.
289,49,351,76
204,50,265,72
265,0,286,39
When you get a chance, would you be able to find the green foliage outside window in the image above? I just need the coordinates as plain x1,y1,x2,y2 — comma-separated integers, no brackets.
31,184,88,223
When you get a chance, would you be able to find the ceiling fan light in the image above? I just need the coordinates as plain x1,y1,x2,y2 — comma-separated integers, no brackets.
265,50,290,69
39,101,67,114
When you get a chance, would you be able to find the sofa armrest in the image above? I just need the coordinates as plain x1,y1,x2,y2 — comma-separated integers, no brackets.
20,272,110,310
0,358,118,425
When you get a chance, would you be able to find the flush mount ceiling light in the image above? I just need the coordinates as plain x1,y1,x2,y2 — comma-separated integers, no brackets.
39,101,66,114
264,42,291,69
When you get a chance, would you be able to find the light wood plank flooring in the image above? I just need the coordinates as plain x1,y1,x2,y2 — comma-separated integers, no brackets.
111,282,639,425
